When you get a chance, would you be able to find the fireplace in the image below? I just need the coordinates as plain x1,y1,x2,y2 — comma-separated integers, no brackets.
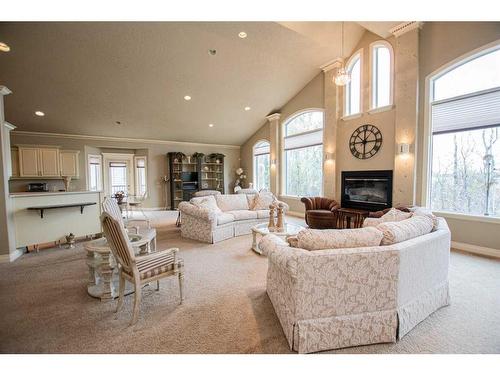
341,170,393,212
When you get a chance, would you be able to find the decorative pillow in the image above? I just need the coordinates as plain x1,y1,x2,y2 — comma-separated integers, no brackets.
251,191,277,210
409,207,439,232
190,195,222,213
377,215,433,245
363,217,383,228
287,236,299,248
380,208,413,223
215,194,249,211
295,227,383,251
246,194,256,207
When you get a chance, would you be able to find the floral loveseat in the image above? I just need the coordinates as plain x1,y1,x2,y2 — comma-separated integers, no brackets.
260,208,451,353
178,192,289,243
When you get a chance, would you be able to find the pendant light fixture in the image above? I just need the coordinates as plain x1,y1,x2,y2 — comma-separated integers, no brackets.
334,22,351,86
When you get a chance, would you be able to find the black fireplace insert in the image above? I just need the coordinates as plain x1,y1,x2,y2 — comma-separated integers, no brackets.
341,170,393,211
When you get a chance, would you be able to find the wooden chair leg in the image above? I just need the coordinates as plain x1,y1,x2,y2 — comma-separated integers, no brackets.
156,279,160,291
131,278,142,325
178,271,184,303
116,272,125,313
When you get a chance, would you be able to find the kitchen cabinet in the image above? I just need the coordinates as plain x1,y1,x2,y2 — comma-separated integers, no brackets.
10,147,19,177
18,146,60,177
60,150,80,178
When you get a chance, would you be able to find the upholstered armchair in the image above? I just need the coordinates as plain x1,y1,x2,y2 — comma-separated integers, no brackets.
300,197,340,229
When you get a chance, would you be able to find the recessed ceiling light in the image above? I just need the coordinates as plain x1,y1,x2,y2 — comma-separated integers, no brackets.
208,123,214,128
0,42,10,52
35,111,45,117
184,95,191,101
115,121,122,125
244,106,251,111
208,49,217,56
238,32,247,39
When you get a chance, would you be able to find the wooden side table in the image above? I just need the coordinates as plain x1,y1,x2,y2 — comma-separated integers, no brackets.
337,208,370,229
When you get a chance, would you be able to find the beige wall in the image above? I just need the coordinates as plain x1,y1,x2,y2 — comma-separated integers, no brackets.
9,132,240,209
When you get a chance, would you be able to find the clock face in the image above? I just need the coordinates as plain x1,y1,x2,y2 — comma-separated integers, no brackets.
349,124,382,159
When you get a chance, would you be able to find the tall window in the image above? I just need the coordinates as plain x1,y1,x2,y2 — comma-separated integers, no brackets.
253,141,270,191
134,156,147,196
371,42,393,109
429,47,500,217
87,154,102,191
283,110,323,196
345,52,361,116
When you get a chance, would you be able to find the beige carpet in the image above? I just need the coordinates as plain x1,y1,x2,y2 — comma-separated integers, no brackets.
0,212,499,354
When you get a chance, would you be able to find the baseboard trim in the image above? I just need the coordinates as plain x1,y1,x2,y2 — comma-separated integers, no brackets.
451,241,500,259
0,249,24,263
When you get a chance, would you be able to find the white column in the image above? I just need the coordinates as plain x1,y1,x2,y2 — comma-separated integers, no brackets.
266,113,281,196
392,25,420,206
320,59,342,200
0,86,18,262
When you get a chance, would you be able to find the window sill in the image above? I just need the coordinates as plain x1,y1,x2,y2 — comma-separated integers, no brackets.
340,113,363,121
368,104,394,114
279,195,303,201
433,210,500,224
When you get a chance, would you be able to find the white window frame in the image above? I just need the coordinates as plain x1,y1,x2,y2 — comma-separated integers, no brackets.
102,153,135,197
134,155,148,196
86,154,102,192
280,109,325,198
369,41,394,111
344,49,363,117
253,140,270,191
421,39,500,223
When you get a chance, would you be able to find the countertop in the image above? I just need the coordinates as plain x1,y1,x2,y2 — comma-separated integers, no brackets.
10,191,103,198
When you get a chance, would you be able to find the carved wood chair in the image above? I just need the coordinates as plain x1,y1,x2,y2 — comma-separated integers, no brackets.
300,197,341,229
101,212,184,325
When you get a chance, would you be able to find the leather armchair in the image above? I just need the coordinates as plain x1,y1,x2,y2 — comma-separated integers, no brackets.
300,197,341,229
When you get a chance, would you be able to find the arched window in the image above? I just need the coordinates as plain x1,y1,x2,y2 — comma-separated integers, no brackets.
371,41,393,109
282,110,324,196
253,140,270,191
428,46,500,217
345,51,362,116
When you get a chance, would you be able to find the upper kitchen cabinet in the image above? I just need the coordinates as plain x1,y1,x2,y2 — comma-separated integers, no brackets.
17,146,60,178
60,150,80,178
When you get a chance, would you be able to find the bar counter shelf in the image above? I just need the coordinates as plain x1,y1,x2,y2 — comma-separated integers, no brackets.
27,202,97,218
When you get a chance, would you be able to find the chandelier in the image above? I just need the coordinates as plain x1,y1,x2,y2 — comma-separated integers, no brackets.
334,22,351,86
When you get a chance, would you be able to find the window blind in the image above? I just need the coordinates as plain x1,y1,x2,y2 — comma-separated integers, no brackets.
254,143,270,156
284,130,323,150
431,87,500,134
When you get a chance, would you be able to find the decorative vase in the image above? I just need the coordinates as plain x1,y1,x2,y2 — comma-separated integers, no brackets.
268,204,276,232
65,233,76,249
62,176,72,192
276,203,285,231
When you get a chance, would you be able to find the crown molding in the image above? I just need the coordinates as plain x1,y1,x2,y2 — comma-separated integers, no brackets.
266,113,281,122
10,130,240,149
390,22,423,37
320,58,344,72
0,86,12,96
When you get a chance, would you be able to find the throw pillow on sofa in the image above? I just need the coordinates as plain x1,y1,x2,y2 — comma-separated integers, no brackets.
377,215,433,245
409,207,439,231
363,217,383,227
190,195,222,213
250,191,277,210
293,227,383,251
215,194,249,211
380,207,413,222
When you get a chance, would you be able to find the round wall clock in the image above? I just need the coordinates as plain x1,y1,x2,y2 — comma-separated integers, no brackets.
349,124,383,159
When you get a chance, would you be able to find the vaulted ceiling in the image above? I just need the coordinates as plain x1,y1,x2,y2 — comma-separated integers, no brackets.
0,22,400,145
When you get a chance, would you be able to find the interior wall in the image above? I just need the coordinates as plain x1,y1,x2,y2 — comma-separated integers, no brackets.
9,132,240,208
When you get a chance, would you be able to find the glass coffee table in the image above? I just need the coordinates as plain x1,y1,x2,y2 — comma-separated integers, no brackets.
251,222,304,255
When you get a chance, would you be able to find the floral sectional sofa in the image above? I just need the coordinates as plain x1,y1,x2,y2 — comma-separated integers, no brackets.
260,209,451,353
178,193,289,243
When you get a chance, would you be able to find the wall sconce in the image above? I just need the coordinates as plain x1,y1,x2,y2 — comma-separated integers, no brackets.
324,152,334,161
271,159,277,166
398,143,410,155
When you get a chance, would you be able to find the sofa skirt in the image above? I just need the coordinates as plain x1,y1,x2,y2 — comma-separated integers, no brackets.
292,310,398,354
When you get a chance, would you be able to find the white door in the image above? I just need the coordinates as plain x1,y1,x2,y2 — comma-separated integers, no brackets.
102,153,135,197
